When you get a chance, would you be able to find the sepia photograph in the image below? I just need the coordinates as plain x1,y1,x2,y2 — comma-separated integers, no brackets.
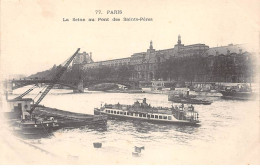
0,0,259,165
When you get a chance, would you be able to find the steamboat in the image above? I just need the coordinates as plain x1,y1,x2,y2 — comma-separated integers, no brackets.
168,89,212,105
94,98,200,126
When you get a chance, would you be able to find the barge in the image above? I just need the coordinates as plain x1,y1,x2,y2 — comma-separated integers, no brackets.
33,106,107,128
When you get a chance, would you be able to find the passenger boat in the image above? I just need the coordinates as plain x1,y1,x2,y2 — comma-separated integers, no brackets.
94,98,200,125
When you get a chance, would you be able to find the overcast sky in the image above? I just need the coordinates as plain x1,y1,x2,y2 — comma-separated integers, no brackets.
1,0,259,77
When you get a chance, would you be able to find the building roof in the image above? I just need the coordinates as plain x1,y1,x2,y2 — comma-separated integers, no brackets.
206,44,246,56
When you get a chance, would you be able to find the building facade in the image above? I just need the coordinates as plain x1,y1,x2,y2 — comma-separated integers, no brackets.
83,57,131,70
72,51,94,65
129,35,210,81
73,35,252,82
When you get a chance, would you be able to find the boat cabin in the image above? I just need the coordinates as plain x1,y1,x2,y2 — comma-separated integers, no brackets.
101,98,199,123
6,98,34,120
103,108,173,121
170,89,191,98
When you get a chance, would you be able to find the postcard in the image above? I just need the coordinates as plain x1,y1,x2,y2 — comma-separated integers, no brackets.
0,0,259,165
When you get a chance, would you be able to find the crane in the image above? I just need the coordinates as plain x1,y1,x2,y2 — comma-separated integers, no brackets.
13,85,39,100
26,48,80,114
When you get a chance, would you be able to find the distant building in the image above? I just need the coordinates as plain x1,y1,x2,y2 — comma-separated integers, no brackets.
72,52,93,65
73,36,252,82
202,44,253,83
130,35,209,81
83,57,131,70
205,44,247,56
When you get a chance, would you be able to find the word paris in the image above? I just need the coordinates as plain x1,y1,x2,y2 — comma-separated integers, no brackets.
95,10,123,15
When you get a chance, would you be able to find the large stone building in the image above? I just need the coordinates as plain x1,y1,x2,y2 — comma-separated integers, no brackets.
72,51,94,65
201,44,253,83
130,35,210,81
73,35,252,82
83,57,131,69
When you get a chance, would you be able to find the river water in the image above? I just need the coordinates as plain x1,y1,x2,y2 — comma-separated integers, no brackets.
2,87,260,164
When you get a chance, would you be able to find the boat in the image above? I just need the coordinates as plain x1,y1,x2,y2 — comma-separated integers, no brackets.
12,116,59,138
193,89,222,97
5,48,107,137
4,97,60,138
33,106,107,128
192,83,222,97
94,98,200,125
220,84,257,100
4,49,82,137
168,89,212,105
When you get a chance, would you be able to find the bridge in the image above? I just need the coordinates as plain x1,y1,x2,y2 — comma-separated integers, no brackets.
4,78,140,94
4,79,83,94
9,79,80,90
83,79,139,89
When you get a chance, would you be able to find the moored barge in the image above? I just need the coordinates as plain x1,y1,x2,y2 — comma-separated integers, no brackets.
33,106,107,128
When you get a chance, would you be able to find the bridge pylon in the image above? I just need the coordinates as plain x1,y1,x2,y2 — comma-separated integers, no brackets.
73,79,84,93
5,81,13,94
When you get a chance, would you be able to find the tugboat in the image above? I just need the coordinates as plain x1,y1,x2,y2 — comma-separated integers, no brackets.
168,89,212,105
94,98,200,126
4,94,59,137
220,83,257,100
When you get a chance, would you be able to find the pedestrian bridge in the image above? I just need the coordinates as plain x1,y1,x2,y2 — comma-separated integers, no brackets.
5,79,80,91
4,78,139,93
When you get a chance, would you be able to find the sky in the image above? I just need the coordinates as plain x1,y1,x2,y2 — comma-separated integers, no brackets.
1,0,259,77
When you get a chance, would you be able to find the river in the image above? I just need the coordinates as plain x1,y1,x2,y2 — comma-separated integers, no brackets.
1,87,260,164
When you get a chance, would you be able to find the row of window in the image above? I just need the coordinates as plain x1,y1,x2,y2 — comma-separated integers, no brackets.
136,64,157,71
105,109,172,120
